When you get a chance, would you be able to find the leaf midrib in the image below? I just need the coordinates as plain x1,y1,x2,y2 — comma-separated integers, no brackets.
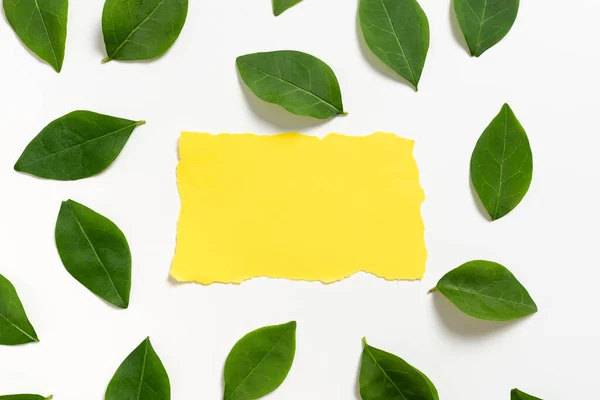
33,0,59,69
493,107,509,218
135,340,150,400
474,0,489,54
364,345,408,400
0,311,37,342
440,285,536,310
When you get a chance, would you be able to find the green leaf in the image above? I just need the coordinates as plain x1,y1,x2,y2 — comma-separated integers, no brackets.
106,337,170,400
432,260,538,321
360,338,438,400
102,0,188,62
236,50,345,119
359,0,430,90
3,0,68,72
454,0,519,57
55,200,131,309
273,0,302,16
470,103,533,220
0,396,52,400
14,111,144,181
223,321,297,400
511,389,542,400
0,274,38,345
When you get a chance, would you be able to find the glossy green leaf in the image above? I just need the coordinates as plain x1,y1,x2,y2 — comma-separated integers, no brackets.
55,200,131,309
3,0,68,72
360,338,438,400
470,104,533,220
102,0,188,62
511,389,542,400
0,274,38,345
432,260,537,321
273,0,302,16
106,337,170,400
14,111,144,181
236,51,345,119
223,321,297,400
359,0,429,90
0,396,52,400
454,0,519,57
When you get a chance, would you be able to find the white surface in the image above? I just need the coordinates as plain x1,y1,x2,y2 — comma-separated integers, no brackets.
0,0,598,398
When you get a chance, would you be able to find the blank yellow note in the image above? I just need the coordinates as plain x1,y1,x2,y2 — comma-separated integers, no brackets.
171,132,426,284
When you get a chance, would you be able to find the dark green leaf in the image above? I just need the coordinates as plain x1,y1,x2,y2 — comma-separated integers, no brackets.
470,103,533,220
273,0,302,16
360,338,438,400
106,337,170,400
236,50,345,119
0,396,52,400
454,0,519,57
0,274,38,345
55,200,131,309
223,321,297,400
102,0,188,62
14,111,144,181
3,0,68,72
511,389,542,400
432,260,537,321
359,0,429,90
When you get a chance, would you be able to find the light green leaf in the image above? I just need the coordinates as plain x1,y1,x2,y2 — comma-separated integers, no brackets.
511,388,542,400
273,0,302,16
236,50,345,119
3,0,68,72
0,396,52,400
55,200,131,309
470,103,533,220
359,0,429,90
106,337,170,400
432,260,538,321
102,0,188,62
223,321,296,400
0,274,38,345
454,0,519,57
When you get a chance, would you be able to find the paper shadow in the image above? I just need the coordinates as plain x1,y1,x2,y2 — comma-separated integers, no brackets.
469,174,492,222
449,0,470,54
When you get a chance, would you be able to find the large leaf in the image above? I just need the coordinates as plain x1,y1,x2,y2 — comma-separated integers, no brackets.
102,0,188,62
470,103,533,220
0,274,38,345
236,50,345,119
0,396,52,400
359,0,429,90
3,0,68,72
511,389,542,400
223,321,296,400
432,260,538,321
55,200,131,309
106,337,170,400
360,338,438,400
14,111,144,181
273,0,302,16
454,0,519,57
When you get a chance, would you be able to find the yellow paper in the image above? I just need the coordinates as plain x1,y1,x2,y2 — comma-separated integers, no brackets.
171,132,426,284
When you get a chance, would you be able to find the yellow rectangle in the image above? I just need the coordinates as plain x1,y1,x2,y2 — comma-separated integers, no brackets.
171,132,426,284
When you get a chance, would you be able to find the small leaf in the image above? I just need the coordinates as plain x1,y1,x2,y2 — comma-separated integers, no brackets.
55,200,131,309
14,111,144,181
432,260,537,321
3,0,68,72
0,274,38,345
359,0,430,90
511,389,542,400
470,103,533,220
0,396,52,400
106,337,170,400
223,321,297,400
360,338,438,400
273,0,302,16
454,0,519,57
236,50,345,119
102,0,188,62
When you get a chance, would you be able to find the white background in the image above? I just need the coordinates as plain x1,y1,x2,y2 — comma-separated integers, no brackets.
0,0,598,398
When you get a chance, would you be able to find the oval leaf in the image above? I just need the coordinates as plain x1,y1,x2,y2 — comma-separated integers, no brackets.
224,321,297,400
0,396,52,400
3,0,68,72
360,338,438,400
0,274,38,345
102,0,188,62
106,337,170,400
273,0,302,16
454,0,519,57
359,0,429,90
55,200,131,309
511,389,542,400
14,111,144,181
236,50,345,119
433,260,538,321
470,103,533,220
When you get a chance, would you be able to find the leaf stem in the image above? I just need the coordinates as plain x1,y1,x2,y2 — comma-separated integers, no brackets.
101,57,111,63
427,287,437,294
136,120,147,127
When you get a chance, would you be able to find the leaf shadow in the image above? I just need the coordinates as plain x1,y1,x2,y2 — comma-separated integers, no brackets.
449,0,471,54
354,356,362,400
469,174,492,222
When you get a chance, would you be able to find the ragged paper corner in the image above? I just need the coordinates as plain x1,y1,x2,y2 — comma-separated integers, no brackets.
171,132,426,284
